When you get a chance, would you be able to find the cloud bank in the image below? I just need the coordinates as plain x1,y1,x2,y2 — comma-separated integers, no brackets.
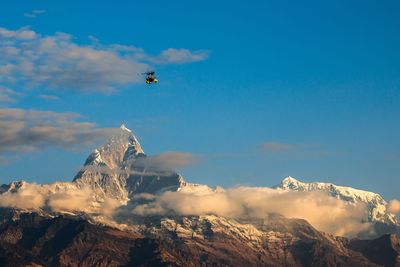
132,186,371,237
0,27,146,92
0,179,374,237
0,108,116,153
0,182,119,216
0,26,209,93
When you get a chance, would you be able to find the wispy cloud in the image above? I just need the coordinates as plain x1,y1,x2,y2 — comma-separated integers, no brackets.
79,151,198,177
0,86,22,103
0,108,117,154
0,26,209,93
24,9,46,19
39,94,60,101
261,141,297,152
134,151,198,171
260,141,336,158
149,48,209,64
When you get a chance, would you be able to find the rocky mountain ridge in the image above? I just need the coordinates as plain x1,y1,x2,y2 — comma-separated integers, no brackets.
2,210,399,267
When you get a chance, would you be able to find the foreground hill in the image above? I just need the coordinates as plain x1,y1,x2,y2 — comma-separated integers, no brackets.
2,211,397,267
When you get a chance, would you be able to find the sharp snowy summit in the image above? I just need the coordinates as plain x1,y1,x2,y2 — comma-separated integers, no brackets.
73,125,185,202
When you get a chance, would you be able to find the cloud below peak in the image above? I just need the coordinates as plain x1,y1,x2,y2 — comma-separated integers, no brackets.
0,180,373,238
132,186,372,237
388,199,400,214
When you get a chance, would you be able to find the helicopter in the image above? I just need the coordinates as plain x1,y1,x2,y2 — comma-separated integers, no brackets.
143,71,158,84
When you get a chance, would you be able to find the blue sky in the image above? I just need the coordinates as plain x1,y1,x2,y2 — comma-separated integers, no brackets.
0,1,399,200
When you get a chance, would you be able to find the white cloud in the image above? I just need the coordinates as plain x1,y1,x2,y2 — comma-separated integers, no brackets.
388,199,400,214
132,186,371,237
0,179,373,237
24,9,46,19
0,27,36,39
48,187,94,213
0,86,22,103
0,182,121,216
151,48,209,64
0,28,146,92
0,108,117,153
260,141,335,158
0,26,209,93
0,183,45,209
261,142,297,152
38,94,60,101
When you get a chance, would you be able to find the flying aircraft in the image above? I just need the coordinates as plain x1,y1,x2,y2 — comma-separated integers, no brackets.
143,71,158,84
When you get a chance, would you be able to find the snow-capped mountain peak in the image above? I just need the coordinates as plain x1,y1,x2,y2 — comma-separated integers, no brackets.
278,176,383,203
120,123,132,132
82,126,144,169
276,176,398,225
0,180,28,194
279,176,302,189
72,125,185,202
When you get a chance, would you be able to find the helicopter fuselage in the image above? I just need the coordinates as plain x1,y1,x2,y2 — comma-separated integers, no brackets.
145,74,158,84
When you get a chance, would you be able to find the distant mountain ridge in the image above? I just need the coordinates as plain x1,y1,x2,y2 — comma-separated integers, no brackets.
275,176,398,226
1,125,399,266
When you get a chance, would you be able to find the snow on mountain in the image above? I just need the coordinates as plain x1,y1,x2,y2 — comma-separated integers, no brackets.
73,124,186,202
0,125,212,215
145,215,266,249
275,176,398,225
1,125,397,242
0,180,27,193
81,124,144,169
119,123,132,133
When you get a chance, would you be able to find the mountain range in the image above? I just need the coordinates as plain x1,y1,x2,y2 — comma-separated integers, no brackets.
0,125,399,266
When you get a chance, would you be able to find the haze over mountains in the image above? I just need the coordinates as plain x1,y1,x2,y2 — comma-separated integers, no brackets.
0,125,399,266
